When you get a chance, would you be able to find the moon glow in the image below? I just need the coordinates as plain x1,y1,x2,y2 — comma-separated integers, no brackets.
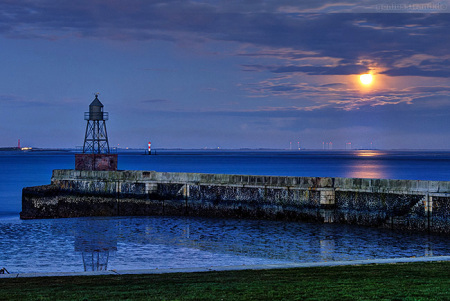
360,74,373,85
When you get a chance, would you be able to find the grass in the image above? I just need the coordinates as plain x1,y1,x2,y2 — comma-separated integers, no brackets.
1,262,449,300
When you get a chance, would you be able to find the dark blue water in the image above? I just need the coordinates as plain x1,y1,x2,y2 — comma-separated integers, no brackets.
121,149,450,181
3,149,450,215
1,215,447,273
0,149,449,273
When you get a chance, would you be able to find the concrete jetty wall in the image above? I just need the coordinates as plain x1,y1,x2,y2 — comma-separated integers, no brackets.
21,169,450,234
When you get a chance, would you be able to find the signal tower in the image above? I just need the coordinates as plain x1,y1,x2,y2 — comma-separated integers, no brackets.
83,94,110,154
75,94,117,171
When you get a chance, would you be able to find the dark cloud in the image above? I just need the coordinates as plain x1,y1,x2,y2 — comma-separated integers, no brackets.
268,85,298,92
241,64,270,72
1,2,448,63
420,59,450,67
320,83,346,87
410,95,450,108
271,64,369,75
381,66,450,77
0,1,448,104
0,94,50,107
0,95,18,103
406,86,450,93
243,63,370,76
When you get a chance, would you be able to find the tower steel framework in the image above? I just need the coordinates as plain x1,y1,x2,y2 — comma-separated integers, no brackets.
82,94,110,154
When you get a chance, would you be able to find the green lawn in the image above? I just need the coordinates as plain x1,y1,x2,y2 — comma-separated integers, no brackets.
1,262,449,300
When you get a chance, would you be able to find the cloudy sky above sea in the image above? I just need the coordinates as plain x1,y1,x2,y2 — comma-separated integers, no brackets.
1,0,449,149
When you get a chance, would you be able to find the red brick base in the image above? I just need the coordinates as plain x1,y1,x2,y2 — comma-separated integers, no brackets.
75,154,118,171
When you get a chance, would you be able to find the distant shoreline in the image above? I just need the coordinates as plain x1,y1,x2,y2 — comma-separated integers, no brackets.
3,147,450,152
0,147,20,151
0,147,71,152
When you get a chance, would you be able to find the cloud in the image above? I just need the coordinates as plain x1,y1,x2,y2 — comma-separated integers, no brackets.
1,1,449,113
406,86,450,93
241,70,450,111
237,49,319,60
241,64,270,72
1,3,448,75
410,95,450,108
237,13,449,76
242,62,370,76
1,2,448,59
271,64,369,75
381,66,450,78
320,83,346,88
0,94,50,107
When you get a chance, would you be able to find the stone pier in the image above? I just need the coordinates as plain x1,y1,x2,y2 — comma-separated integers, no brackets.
21,169,450,234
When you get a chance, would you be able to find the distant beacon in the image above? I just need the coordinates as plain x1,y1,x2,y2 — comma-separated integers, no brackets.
75,94,117,171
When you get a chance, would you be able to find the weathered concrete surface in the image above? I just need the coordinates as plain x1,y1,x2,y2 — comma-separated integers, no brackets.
21,170,450,234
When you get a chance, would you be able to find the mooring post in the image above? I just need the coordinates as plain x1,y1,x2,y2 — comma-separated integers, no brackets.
319,189,336,223
425,194,433,231
320,189,335,205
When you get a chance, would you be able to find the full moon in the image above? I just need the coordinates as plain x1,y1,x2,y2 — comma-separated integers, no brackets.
360,74,373,85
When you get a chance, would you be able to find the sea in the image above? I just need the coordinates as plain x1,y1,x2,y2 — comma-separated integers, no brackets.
0,149,449,273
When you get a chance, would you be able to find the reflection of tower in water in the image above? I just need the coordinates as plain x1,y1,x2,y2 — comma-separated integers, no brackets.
75,238,117,271
320,239,336,261
74,219,118,271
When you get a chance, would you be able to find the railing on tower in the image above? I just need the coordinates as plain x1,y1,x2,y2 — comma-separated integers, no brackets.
84,112,109,121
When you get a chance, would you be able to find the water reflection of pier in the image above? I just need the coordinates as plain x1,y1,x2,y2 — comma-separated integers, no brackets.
74,219,117,271
71,216,441,271
118,217,441,262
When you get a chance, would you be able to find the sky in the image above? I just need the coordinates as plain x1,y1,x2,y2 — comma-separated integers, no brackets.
1,0,450,150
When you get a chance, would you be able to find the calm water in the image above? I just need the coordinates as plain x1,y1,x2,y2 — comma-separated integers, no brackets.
0,149,449,273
